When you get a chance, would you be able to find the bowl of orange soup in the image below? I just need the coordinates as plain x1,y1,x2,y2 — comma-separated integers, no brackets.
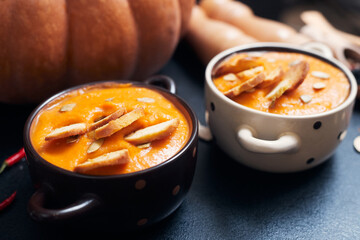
205,43,357,173
24,76,198,230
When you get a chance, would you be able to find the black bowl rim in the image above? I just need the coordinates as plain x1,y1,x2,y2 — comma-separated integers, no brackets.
24,80,198,180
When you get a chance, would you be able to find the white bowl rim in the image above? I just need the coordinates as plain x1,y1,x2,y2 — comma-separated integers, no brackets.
205,42,358,120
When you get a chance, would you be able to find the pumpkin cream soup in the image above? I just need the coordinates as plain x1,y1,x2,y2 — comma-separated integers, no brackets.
30,83,190,175
213,52,350,115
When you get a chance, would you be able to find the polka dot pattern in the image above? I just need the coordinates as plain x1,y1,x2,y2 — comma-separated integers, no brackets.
135,179,146,190
313,121,322,130
137,218,148,226
210,102,215,111
172,185,180,196
307,158,315,164
338,130,347,141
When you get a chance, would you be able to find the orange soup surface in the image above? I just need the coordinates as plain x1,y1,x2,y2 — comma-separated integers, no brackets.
30,84,190,175
213,52,350,115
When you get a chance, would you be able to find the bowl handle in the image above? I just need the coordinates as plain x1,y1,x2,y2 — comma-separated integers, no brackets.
198,110,213,141
28,185,101,222
236,125,300,153
144,75,176,94
301,41,334,59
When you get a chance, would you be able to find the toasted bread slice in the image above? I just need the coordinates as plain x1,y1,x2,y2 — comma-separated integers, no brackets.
223,73,238,81
74,149,130,173
286,61,309,91
258,67,284,88
224,73,265,98
125,118,180,145
45,123,87,141
89,108,125,131
214,54,263,77
266,61,309,102
236,66,264,79
95,107,145,139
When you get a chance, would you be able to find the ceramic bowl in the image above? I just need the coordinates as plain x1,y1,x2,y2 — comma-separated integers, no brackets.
205,43,357,173
24,76,198,230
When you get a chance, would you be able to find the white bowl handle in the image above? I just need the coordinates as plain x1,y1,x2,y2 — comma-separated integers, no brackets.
199,110,213,141
301,41,334,59
237,125,300,153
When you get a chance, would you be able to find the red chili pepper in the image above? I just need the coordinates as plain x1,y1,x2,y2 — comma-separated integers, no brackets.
0,148,25,174
0,191,16,211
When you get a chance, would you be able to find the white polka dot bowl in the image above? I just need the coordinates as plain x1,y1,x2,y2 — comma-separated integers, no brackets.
205,43,357,173
24,77,198,231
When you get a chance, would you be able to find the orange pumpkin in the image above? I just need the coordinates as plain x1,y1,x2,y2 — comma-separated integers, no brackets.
0,0,194,103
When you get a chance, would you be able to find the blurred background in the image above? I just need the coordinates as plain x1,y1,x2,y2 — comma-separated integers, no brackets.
241,0,360,34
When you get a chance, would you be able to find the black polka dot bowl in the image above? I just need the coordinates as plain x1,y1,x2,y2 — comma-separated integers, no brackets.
23,77,198,231
205,43,357,173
